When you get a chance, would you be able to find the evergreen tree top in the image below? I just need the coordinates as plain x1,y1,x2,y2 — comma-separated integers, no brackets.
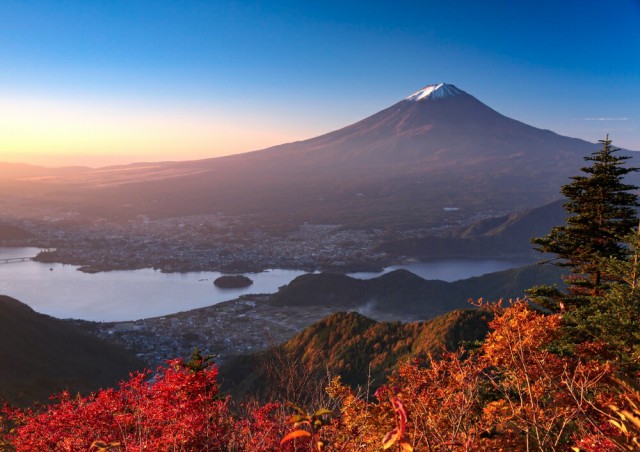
532,136,639,298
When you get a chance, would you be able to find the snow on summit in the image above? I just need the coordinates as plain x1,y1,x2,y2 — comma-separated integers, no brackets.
406,83,463,101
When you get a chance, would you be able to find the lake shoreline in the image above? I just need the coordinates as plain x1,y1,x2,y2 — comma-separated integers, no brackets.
2,246,534,322
31,248,532,276
4,242,535,276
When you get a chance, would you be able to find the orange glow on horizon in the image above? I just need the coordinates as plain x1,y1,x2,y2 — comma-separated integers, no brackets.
0,96,309,168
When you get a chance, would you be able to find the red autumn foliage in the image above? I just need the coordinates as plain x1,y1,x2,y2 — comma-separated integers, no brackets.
2,300,639,451
7,359,231,451
229,402,286,451
2,359,295,451
5,360,230,451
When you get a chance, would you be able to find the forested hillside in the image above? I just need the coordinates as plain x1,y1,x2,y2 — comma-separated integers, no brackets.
220,309,491,401
270,264,565,318
0,296,144,406
377,200,566,259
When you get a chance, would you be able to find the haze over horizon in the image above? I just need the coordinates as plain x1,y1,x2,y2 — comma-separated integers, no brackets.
1,0,639,168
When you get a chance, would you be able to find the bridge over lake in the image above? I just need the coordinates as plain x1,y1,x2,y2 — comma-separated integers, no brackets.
0,257,33,264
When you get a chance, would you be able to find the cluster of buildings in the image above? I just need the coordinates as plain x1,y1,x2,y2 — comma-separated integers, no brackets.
74,295,336,369
19,213,395,273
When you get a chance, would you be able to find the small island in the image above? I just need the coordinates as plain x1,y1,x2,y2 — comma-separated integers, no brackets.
213,275,253,289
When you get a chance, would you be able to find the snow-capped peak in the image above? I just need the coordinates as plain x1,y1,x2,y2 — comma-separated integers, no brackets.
406,83,463,101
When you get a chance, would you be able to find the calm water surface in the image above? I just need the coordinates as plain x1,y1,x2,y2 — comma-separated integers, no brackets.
0,247,529,321
349,259,532,281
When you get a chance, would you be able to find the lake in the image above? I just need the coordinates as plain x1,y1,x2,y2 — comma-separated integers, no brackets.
0,247,530,321
348,259,532,281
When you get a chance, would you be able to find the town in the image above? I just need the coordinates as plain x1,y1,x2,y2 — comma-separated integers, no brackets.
70,295,340,369
0,198,507,274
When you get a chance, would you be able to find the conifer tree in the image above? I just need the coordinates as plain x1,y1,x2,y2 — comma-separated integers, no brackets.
532,136,639,301
572,228,640,369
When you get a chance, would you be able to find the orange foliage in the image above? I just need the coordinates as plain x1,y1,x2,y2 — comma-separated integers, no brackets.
479,301,609,450
3,300,638,451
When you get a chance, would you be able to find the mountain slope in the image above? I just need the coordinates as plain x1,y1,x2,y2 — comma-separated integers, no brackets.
0,225,34,241
0,296,144,406
220,309,491,398
4,83,626,228
268,264,565,319
377,199,566,259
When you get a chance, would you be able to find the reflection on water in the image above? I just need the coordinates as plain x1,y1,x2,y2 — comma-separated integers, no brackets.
348,258,532,282
0,247,307,321
0,247,529,322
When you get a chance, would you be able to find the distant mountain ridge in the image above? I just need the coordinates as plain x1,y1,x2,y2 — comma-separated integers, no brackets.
268,264,565,319
377,199,566,259
2,83,634,227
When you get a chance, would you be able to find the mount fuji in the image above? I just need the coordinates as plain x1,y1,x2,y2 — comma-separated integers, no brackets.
4,83,631,228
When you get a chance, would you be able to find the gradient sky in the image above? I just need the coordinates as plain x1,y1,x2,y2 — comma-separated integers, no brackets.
1,0,639,167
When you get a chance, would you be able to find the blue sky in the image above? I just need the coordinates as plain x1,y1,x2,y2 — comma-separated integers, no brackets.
1,0,639,166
